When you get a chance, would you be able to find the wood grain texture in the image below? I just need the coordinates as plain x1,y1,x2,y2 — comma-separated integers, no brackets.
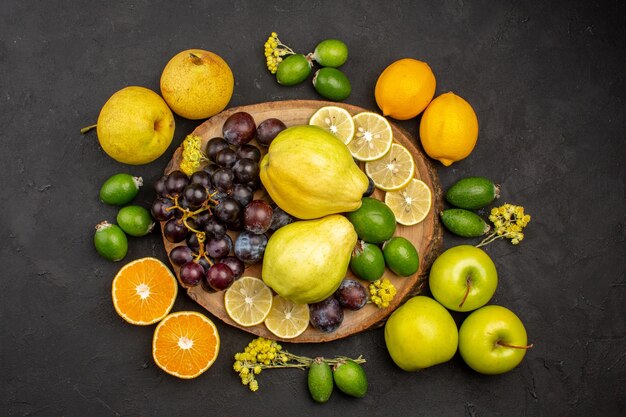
161,100,443,343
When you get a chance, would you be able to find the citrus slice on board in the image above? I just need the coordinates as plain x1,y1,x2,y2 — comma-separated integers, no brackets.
224,276,273,327
347,112,393,161
384,178,432,226
309,106,355,144
111,257,178,325
264,295,310,339
365,143,416,191
152,311,220,379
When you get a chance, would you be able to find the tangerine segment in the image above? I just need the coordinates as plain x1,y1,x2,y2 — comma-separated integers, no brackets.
152,311,220,379
111,257,177,325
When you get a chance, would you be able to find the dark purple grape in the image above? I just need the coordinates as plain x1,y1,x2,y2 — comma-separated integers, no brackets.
204,217,227,238
269,206,294,231
198,257,212,272
189,210,211,229
245,178,261,190
228,216,244,231
211,168,235,194
186,232,201,252
234,231,268,264
230,184,254,207
243,200,273,234
309,297,344,332
256,118,286,147
178,197,192,214
165,170,189,196
335,280,368,310
203,163,220,177
190,171,212,188
183,184,208,209
154,175,168,196
215,148,238,168
151,197,175,221
206,137,230,162
214,198,241,224
218,256,245,280
233,158,260,184
205,263,235,291
236,144,261,162
163,219,188,243
223,112,256,145
208,187,228,202
206,234,233,259
179,261,204,286
363,176,375,197
169,245,194,266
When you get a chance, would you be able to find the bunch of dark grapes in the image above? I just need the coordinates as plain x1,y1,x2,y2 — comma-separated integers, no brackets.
151,112,291,292
309,279,369,333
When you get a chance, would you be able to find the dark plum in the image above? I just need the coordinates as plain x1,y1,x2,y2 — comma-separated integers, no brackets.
243,200,273,234
214,197,241,224
204,217,228,238
236,144,261,162
335,279,368,310
190,170,212,189
211,168,235,193
269,206,294,231
179,261,204,286
234,231,268,264
163,218,188,243
183,184,208,209
154,175,168,197
232,158,260,184
223,112,256,145
206,137,230,162
309,297,344,332
218,256,245,280
215,147,238,168
230,184,254,207
205,263,235,291
151,197,175,221
169,245,194,266
205,234,233,259
256,118,286,147
165,170,189,196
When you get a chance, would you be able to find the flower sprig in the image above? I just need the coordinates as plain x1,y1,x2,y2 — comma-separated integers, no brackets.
369,278,397,308
264,32,296,74
476,203,531,247
179,134,208,176
233,337,366,392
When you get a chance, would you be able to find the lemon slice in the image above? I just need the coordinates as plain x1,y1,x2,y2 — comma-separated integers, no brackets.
224,276,273,327
264,295,310,339
309,106,355,144
347,112,394,161
384,178,432,226
365,143,415,191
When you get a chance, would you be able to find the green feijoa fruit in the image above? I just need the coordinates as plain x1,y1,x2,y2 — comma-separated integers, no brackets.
333,360,367,398
308,358,334,403
276,54,312,86
99,173,142,206
116,205,155,237
382,237,419,277
346,197,396,244
350,241,385,282
440,208,490,238
313,68,351,101
313,39,348,68
445,176,500,210
94,221,128,261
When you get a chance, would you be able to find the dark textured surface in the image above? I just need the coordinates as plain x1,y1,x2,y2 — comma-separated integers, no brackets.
1,1,624,416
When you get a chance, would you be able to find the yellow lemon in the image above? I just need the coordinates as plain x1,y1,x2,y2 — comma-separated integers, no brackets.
160,49,234,120
375,58,436,120
419,92,478,166
96,86,175,165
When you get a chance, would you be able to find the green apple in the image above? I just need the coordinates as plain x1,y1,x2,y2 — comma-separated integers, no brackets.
458,305,533,374
429,245,497,312
384,296,458,371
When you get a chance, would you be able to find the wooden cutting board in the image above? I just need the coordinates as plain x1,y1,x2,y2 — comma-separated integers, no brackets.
161,100,443,343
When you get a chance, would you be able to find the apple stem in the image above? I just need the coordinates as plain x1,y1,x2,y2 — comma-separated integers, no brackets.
497,341,534,349
189,53,203,65
458,276,472,308
80,124,97,134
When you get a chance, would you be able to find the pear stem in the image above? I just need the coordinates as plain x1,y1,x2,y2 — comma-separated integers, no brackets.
459,275,472,308
80,124,97,134
497,341,534,349
189,53,203,65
